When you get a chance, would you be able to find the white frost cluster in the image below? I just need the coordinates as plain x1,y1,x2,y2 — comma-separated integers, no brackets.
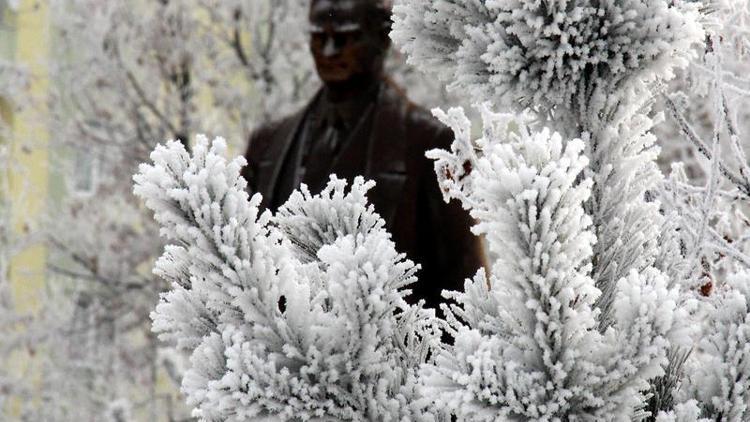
683,271,750,420
423,108,683,420
133,136,440,421
392,0,704,115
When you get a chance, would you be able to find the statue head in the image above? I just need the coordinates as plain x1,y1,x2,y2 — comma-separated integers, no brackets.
308,0,392,90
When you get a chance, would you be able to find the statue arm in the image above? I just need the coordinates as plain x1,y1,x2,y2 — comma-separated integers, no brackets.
241,123,278,196
416,124,487,308
241,132,259,194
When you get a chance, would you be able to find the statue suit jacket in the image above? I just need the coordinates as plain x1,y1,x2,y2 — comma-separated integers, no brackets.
242,79,485,310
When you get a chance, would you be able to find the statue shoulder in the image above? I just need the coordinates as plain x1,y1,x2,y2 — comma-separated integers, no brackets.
404,102,454,151
248,115,290,149
245,109,305,161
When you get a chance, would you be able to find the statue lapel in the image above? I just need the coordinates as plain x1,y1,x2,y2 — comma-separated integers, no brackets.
262,90,323,209
366,82,409,227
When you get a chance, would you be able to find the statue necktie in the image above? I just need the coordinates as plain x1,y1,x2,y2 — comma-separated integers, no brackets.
302,118,342,191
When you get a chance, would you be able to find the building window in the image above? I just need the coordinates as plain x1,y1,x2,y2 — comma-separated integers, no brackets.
71,148,98,196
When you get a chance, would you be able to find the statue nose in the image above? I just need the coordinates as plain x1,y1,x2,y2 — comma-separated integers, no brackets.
322,37,339,57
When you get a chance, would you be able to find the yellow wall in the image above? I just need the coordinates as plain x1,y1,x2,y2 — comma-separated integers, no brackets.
4,0,49,417
9,0,49,314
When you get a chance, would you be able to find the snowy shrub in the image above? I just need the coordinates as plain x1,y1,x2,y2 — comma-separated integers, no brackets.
421,107,684,420
391,0,735,420
392,0,705,330
391,0,704,116
134,136,440,421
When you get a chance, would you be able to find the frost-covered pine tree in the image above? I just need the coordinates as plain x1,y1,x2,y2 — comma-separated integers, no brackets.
392,0,709,419
419,107,685,420
392,0,705,326
134,136,441,421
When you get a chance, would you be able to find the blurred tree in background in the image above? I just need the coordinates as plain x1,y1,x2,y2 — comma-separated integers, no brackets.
656,0,750,292
28,0,312,419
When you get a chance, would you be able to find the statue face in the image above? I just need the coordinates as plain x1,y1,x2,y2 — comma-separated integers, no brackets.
309,0,389,85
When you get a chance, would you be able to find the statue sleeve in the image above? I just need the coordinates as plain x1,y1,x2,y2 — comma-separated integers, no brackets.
241,130,262,195
415,124,487,310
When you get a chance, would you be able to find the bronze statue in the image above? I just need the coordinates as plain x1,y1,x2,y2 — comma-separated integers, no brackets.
242,0,485,310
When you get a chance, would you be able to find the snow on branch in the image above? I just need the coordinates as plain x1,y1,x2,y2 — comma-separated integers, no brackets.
684,271,750,419
134,136,440,421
